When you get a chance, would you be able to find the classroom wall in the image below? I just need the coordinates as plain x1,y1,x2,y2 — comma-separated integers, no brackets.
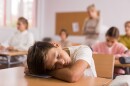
0,0,130,44
44,0,130,43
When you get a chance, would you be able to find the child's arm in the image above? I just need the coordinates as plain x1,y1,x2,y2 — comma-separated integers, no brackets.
114,50,130,60
114,44,129,59
49,60,89,83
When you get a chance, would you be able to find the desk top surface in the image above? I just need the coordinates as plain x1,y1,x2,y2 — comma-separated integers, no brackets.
0,67,111,86
0,51,27,56
115,60,130,67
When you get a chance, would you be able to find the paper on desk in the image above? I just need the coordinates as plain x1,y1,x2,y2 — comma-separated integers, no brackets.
109,75,130,86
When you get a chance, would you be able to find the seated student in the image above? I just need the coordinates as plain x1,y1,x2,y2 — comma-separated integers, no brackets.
0,17,34,51
0,17,34,62
92,27,129,75
119,21,130,49
59,29,72,48
27,41,97,82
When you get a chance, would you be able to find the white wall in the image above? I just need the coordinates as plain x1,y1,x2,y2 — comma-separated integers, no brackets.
44,0,130,43
0,0,130,43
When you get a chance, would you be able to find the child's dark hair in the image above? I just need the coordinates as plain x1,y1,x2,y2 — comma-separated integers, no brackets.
27,41,54,75
105,26,119,39
59,29,69,37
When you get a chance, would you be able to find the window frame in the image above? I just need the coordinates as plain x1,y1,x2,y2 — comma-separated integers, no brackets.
0,0,37,28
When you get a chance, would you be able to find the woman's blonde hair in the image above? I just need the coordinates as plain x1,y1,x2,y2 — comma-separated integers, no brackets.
87,4,100,16
87,4,95,11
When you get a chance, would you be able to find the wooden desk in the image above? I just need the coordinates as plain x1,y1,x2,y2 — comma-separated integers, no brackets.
115,60,130,67
0,67,112,86
115,60,130,74
0,51,27,67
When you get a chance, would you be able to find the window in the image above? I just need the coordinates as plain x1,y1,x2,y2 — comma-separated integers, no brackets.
0,0,37,28
0,0,5,26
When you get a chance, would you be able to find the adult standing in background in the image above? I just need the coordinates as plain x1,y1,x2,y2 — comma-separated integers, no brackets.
82,4,102,47
119,21,130,49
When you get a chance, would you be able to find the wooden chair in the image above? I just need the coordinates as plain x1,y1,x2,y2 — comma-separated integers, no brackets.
71,43,81,46
93,54,115,79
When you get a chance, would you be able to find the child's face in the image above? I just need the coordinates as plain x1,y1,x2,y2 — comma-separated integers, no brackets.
17,21,26,32
60,32,67,40
45,43,71,71
125,23,130,36
106,36,117,47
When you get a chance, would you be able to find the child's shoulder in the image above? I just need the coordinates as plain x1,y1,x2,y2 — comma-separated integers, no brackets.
68,45,91,51
120,35,126,38
115,42,127,49
116,42,125,46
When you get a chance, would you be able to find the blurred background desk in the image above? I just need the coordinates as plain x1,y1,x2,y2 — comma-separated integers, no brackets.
0,51,27,67
115,60,130,74
115,60,130,67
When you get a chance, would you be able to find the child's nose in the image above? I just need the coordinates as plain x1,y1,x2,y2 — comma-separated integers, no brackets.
55,59,65,69
58,59,65,65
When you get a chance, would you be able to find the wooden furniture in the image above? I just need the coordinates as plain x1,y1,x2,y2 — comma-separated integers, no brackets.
93,54,115,79
115,60,130,67
0,67,112,86
56,12,88,36
0,51,27,67
71,43,81,46
115,60,130,74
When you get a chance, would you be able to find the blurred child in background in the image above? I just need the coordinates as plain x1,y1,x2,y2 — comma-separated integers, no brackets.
0,17,34,62
59,29,71,48
119,21,130,49
92,26,129,75
0,17,34,51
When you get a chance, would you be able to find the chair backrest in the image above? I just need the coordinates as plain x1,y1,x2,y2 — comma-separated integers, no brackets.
93,54,115,79
71,43,81,46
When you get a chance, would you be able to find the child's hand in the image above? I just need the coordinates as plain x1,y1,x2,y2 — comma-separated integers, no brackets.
50,42,62,49
124,50,130,56
7,46,18,51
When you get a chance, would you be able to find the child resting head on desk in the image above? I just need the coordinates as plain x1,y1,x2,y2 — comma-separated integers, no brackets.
27,41,97,82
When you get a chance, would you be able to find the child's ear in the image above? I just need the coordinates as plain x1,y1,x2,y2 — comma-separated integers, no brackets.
55,43,62,49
